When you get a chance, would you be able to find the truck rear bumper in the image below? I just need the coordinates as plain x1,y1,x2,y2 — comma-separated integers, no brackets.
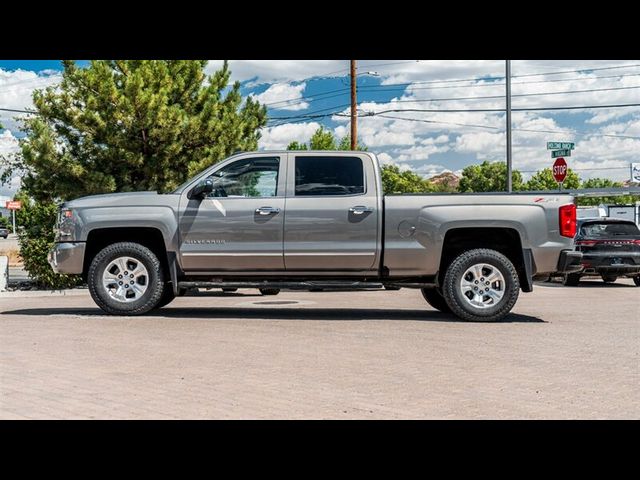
556,250,583,274
48,242,85,274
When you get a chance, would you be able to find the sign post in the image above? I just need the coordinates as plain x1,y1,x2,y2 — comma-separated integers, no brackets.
5,201,21,235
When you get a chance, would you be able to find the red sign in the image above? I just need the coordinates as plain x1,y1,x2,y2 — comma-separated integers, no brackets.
552,158,568,183
5,201,21,210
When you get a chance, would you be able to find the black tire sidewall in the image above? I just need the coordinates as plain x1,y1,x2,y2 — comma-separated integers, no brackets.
443,249,520,321
88,242,164,315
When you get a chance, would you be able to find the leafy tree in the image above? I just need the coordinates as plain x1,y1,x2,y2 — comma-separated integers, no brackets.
525,167,580,190
286,141,308,151
578,177,640,206
380,164,435,194
286,127,367,151
458,161,523,192
3,60,267,203
0,215,9,229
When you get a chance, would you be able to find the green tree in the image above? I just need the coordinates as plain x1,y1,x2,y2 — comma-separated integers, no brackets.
286,127,368,151
525,167,580,190
3,60,267,203
380,164,435,194
458,161,523,192
578,177,640,206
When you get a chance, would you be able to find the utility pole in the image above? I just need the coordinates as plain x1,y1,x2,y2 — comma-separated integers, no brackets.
506,59,513,193
350,60,357,150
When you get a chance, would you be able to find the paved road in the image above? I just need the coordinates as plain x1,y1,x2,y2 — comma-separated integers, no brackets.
0,279,638,419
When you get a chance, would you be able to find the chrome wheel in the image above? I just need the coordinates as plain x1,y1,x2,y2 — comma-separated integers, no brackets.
459,263,505,309
102,256,149,303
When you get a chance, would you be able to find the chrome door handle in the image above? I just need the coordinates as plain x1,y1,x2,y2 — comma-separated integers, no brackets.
256,206,280,215
349,206,373,215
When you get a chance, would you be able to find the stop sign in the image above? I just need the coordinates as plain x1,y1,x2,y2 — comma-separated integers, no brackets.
552,157,568,183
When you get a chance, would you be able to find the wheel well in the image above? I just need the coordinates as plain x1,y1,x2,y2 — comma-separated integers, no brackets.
438,228,528,290
82,227,169,281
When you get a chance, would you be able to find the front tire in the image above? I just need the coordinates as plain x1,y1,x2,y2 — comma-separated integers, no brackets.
442,249,520,322
88,242,165,315
421,288,452,313
633,276,640,286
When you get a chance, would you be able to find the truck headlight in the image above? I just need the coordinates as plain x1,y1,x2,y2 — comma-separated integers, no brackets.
55,209,75,241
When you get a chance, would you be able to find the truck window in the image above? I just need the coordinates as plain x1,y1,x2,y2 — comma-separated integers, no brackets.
294,156,364,196
208,157,279,198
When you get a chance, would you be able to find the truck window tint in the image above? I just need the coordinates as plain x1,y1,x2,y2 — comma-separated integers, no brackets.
295,156,364,196
208,157,279,198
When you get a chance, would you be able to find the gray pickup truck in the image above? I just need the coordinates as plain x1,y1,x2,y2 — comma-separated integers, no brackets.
49,151,582,321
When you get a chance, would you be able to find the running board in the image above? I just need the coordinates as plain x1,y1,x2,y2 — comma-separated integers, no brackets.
178,280,384,290
178,280,435,290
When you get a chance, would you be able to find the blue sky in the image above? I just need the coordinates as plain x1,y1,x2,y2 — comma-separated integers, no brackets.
2,59,640,198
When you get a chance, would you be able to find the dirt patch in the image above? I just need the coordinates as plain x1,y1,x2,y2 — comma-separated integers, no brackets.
0,249,22,267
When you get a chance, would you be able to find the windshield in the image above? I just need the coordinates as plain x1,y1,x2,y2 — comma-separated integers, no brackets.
580,222,640,237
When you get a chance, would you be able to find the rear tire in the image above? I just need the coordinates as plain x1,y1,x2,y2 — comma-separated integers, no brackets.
421,288,451,313
259,288,280,296
563,273,581,286
442,248,520,322
88,242,165,315
633,276,640,286
601,275,617,283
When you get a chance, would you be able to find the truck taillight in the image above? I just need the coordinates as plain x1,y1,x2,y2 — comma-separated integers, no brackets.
559,203,577,238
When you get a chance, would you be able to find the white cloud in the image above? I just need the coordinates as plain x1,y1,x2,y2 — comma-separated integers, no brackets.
0,68,61,130
251,82,308,111
207,60,347,85
258,122,322,150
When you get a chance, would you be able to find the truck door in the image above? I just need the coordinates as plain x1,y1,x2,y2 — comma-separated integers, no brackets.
283,153,380,271
178,155,286,271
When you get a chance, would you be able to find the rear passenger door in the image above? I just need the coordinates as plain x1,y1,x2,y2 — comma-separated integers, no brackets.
283,153,380,272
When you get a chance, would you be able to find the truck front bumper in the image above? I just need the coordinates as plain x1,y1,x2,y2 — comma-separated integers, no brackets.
48,242,85,274
556,249,583,274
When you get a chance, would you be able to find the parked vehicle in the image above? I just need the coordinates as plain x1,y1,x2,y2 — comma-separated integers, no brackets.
49,151,582,321
563,217,640,286
0,227,9,239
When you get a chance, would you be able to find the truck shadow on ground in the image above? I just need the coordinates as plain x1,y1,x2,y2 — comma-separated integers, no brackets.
1,307,546,323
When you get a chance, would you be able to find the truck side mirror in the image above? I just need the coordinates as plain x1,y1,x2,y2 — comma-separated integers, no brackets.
191,179,214,199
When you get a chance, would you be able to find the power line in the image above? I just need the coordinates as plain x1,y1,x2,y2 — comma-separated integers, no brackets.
357,72,640,93
373,114,640,140
361,103,640,115
0,107,35,114
355,63,640,90
263,71,640,111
